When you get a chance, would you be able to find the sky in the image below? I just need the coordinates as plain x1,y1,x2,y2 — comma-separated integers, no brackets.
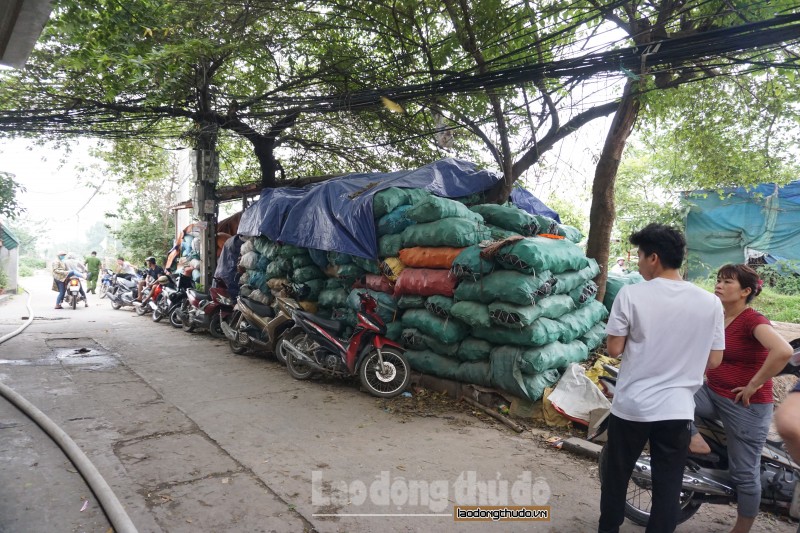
0,138,112,249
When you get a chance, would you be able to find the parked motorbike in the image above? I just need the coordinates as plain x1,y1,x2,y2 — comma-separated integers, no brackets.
106,272,142,310
179,277,234,338
98,268,114,299
281,292,410,398
64,274,86,310
221,295,300,363
597,340,800,527
164,273,195,328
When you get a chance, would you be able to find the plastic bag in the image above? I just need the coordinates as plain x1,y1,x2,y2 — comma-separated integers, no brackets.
547,363,611,425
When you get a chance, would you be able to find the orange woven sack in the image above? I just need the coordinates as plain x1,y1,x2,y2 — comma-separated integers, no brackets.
393,268,457,297
398,247,465,269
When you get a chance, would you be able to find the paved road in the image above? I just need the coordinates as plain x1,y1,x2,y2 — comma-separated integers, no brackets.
0,273,796,532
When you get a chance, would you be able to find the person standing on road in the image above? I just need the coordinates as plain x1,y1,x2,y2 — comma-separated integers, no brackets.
85,251,102,294
598,223,725,533
52,251,70,310
115,257,137,277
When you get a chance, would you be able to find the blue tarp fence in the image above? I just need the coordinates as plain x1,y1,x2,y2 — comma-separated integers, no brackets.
238,158,559,259
684,180,800,278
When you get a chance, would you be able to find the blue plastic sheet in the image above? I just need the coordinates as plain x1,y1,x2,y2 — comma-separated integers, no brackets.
685,180,800,278
239,159,559,260
511,187,561,222
213,235,243,298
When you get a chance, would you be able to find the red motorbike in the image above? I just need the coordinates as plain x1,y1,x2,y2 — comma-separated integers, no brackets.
281,292,410,398
179,278,235,338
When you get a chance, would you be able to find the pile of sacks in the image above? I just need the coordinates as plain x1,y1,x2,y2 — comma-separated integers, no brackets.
236,186,607,403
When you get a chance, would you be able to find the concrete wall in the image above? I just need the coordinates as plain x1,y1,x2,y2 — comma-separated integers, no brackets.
0,246,19,293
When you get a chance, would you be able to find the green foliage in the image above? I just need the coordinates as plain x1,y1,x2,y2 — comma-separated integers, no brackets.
0,172,25,220
0,261,8,289
18,256,46,277
755,263,800,296
545,195,587,234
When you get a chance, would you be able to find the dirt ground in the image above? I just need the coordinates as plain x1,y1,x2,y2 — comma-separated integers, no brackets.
0,274,798,532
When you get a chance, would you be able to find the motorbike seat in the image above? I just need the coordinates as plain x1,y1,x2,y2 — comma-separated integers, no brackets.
241,297,274,318
296,310,347,335
191,291,210,301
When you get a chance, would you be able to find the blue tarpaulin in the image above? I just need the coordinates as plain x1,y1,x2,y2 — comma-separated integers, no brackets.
511,187,561,223
685,180,800,278
238,158,558,259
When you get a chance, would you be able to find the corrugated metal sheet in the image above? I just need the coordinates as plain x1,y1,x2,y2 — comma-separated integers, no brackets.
0,223,20,250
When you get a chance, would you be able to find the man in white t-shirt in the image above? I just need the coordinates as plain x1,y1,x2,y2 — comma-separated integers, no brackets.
598,224,725,533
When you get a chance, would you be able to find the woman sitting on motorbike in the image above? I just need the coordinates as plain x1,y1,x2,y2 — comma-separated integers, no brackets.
689,264,792,533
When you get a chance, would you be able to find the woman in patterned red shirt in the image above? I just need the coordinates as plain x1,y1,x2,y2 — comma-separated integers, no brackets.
688,264,793,533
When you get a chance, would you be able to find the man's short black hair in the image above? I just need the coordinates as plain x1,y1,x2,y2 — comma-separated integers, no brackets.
91,251,97,255
629,223,686,270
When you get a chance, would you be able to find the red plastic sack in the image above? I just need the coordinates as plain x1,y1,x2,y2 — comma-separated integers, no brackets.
393,268,457,298
365,274,394,294
399,246,465,269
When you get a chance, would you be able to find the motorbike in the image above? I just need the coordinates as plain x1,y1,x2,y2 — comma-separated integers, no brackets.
97,268,114,299
597,338,800,527
221,295,300,363
179,277,234,338
106,272,142,310
281,292,411,398
163,273,195,328
64,273,86,310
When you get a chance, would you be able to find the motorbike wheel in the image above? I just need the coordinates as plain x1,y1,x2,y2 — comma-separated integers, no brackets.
208,312,225,339
228,312,248,355
181,303,196,332
99,284,108,299
110,298,122,310
273,326,293,365
597,446,702,527
71,294,77,310
358,347,410,398
135,302,148,316
152,306,163,322
169,306,184,329
284,331,314,380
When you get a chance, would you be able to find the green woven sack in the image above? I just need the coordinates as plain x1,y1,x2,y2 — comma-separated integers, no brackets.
456,338,494,362
454,270,553,305
327,252,353,265
552,259,600,294
581,321,607,351
455,361,493,387
373,188,432,218
473,317,563,347
292,265,325,283
469,204,540,236
496,237,589,275
556,224,583,243
318,288,348,308
291,255,314,269
405,350,460,380
385,321,403,342
487,225,521,240
603,272,645,311
569,280,599,307
532,215,559,235
406,196,484,224
536,294,576,319
352,256,381,275
490,345,560,401
337,264,366,281
265,258,291,279
425,295,455,319
263,241,281,260
401,309,469,344
379,234,403,258
400,219,491,248
276,244,307,258
324,278,346,290
449,301,492,328
401,328,460,357
558,299,609,343
518,340,589,375
253,236,273,255
397,295,427,309
488,301,544,329
450,245,495,281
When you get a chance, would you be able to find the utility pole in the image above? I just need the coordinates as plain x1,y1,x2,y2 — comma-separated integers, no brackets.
192,124,219,289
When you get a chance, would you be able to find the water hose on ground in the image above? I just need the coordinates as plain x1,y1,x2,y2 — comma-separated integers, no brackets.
0,290,138,533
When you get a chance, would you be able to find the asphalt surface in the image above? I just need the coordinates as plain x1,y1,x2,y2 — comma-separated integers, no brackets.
0,272,797,533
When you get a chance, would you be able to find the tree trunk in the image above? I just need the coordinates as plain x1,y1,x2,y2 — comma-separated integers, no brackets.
586,79,640,302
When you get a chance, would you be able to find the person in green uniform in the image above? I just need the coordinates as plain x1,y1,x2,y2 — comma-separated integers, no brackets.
85,251,102,294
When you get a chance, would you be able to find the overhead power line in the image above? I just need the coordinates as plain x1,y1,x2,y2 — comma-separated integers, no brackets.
244,12,800,118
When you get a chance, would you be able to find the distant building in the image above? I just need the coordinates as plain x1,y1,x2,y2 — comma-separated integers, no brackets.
0,222,20,293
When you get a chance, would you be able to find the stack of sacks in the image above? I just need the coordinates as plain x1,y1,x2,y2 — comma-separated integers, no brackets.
177,226,204,283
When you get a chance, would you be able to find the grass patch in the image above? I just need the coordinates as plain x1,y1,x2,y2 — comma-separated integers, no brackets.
692,279,800,324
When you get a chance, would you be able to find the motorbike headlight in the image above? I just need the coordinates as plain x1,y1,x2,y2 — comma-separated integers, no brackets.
218,295,233,306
